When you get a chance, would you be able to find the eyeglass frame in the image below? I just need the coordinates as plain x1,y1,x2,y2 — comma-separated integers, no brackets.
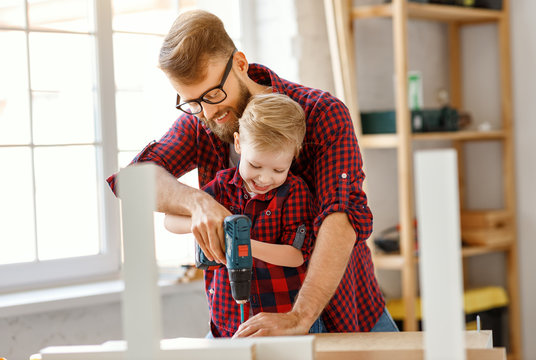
175,49,238,115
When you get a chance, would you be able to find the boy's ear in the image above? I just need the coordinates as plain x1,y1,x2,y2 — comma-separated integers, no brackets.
233,132,241,154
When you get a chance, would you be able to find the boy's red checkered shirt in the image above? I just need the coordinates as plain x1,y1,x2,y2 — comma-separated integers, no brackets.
107,63,385,333
202,166,314,337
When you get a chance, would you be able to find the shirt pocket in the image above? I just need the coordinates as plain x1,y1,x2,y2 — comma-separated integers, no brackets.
253,208,282,244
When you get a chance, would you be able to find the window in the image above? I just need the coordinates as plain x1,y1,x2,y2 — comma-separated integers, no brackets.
0,0,245,291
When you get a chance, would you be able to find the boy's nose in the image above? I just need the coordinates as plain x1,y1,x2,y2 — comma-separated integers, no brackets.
257,172,271,184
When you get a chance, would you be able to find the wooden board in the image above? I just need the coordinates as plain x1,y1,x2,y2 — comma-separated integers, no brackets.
316,348,506,360
314,331,492,352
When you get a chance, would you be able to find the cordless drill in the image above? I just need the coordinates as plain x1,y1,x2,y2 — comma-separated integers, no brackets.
195,215,253,309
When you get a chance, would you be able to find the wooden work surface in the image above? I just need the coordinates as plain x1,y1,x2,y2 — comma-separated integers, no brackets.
314,331,505,360
314,330,492,351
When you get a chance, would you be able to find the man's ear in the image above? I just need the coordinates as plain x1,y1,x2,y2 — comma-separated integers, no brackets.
234,132,241,154
233,51,249,74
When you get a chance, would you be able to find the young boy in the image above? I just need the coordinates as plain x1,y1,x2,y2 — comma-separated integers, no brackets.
164,93,315,337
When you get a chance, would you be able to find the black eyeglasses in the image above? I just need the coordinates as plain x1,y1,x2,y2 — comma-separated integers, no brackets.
176,49,237,115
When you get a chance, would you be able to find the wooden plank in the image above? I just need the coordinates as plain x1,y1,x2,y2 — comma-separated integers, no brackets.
497,1,522,358
412,130,505,141
391,0,417,332
352,3,503,23
117,164,161,360
406,3,502,23
360,134,398,148
316,348,505,360
461,244,511,257
352,3,392,19
450,19,464,294
448,22,463,110
373,254,406,270
359,131,507,149
324,0,362,136
414,149,465,360
314,331,492,351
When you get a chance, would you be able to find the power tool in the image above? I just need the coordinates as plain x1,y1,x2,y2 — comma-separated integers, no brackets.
195,215,253,320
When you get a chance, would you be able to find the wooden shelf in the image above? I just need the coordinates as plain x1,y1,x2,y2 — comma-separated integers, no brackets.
360,130,506,149
412,129,506,141
374,244,511,270
352,3,503,23
326,0,521,356
461,243,512,257
373,253,406,269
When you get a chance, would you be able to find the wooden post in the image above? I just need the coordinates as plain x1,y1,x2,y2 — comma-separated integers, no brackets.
392,0,417,332
324,0,362,136
497,0,522,358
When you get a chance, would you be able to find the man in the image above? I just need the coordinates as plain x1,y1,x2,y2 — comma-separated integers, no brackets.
107,9,396,336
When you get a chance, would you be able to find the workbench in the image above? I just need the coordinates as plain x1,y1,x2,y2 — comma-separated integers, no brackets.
33,330,505,360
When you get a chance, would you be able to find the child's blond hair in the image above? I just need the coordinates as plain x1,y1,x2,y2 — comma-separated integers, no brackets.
239,93,306,158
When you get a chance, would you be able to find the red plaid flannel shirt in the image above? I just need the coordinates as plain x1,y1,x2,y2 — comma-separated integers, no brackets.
107,63,385,332
202,166,314,337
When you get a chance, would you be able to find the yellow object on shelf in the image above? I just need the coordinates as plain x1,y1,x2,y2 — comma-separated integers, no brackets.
386,286,509,320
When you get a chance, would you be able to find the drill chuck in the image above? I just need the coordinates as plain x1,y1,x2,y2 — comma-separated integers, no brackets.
228,268,252,303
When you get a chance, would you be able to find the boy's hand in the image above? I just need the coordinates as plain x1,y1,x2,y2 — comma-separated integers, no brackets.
190,193,231,264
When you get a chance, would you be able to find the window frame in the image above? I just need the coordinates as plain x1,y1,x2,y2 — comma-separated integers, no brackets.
0,0,121,292
0,0,253,293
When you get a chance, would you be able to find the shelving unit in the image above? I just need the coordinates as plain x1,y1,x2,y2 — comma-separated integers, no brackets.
324,0,521,359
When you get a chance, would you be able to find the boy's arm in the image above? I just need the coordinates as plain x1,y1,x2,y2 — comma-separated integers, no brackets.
164,214,192,234
251,240,304,267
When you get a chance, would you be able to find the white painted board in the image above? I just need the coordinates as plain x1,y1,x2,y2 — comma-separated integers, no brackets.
414,149,466,360
117,164,161,360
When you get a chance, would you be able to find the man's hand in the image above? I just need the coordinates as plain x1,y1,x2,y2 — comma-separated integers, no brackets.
189,194,231,264
153,165,231,264
232,310,310,338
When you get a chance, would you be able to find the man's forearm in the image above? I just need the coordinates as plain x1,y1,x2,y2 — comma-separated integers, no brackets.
154,164,208,215
292,212,356,326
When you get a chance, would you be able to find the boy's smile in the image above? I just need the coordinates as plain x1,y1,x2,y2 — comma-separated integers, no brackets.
234,133,294,195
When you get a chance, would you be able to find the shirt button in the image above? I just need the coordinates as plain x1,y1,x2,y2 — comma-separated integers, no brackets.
229,206,234,211
244,194,249,199
209,288,215,295
341,173,347,179
265,210,271,216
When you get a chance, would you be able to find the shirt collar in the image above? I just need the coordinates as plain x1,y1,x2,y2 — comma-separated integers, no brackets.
248,64,287,94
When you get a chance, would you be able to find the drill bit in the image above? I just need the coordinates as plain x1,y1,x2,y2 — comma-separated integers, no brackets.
240,303,245,323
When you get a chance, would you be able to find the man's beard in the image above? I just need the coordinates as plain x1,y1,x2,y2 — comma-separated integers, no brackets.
199,80,251,144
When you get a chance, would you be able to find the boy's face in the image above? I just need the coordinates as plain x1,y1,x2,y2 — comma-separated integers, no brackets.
234,133,294,195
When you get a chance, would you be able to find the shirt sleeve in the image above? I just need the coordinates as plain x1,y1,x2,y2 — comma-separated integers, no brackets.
279,177,316,262
201,178,218,200
310,99,373,244
106,114,199,195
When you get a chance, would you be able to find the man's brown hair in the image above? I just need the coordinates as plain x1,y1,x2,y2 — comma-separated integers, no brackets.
159,10,236,84
239,93,306,159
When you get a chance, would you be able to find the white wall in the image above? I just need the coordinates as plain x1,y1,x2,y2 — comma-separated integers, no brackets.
511,1,536,358
0,282,208,360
